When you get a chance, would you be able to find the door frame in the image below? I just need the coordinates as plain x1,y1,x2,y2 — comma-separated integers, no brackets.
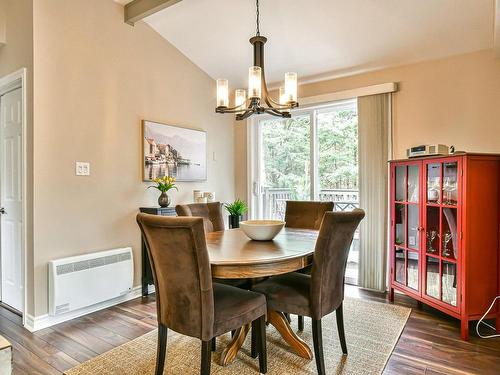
246,99,357,219
0,68,28,322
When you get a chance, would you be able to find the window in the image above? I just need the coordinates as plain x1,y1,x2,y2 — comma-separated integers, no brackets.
249,99,360,284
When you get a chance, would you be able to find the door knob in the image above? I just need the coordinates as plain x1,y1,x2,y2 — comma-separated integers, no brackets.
0,208,6,215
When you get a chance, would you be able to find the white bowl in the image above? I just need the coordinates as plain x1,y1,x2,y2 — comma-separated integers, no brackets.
239,220,285,241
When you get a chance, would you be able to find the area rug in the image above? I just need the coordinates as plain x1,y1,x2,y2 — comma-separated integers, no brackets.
65,298,410,375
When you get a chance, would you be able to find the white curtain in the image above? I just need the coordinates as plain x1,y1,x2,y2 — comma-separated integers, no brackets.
357,94,391,291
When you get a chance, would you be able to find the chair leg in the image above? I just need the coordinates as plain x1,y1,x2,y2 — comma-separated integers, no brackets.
201,340,211,375
211,337,216,352
155,324,168,375
336,303,348,355
298,315,304,331
312,319,325,375
256,315,267,374
251,322,258,358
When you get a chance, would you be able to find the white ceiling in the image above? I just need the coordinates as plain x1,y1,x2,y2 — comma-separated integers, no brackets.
131,0,495,89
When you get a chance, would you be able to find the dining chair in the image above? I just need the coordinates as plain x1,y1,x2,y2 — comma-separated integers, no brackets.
176,200,249,297
175,202,225,233
136,213,267,375
284,200,334,230
284,200,334,330
251,209,365,375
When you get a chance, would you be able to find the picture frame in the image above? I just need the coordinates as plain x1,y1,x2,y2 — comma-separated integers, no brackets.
142,120,207,182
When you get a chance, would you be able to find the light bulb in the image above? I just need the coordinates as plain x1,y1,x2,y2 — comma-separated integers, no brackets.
284,72,297,103
248,66,262,99
216,79,229,107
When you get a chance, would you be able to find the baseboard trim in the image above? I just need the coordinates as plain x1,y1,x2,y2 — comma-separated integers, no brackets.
24,284,155,332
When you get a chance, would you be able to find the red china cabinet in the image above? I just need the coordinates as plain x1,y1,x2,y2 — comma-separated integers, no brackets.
389,153,500,340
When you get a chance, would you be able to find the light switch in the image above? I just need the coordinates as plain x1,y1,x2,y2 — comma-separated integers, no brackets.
75,162,90,176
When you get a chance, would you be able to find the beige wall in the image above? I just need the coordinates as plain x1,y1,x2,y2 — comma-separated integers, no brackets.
235,49,500,200
0,3,6,44
0,0,34,316
32,0,235,316
0,0,32,77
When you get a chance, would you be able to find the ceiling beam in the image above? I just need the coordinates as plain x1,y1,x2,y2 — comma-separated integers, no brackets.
495,0,500,57
124,0,182,26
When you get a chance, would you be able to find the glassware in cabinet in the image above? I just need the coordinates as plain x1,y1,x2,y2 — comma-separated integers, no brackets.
427,163,441,204
425,206,440,255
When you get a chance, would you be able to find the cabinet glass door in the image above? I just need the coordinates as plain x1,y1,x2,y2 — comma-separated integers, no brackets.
392,163,421,292
427,163,441,204
443,162,458,206
423,159,460,309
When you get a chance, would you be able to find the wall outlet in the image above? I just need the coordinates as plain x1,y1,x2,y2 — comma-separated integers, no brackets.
75,162,90,176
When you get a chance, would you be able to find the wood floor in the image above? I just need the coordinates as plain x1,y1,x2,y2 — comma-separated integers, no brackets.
1,286,499,375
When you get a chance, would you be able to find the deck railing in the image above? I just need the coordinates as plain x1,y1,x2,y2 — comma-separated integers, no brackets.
262,187,359,220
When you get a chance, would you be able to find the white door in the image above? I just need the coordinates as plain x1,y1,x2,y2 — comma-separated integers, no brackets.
0,87,23,313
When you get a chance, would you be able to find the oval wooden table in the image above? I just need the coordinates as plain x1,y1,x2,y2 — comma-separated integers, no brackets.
206,227,318,366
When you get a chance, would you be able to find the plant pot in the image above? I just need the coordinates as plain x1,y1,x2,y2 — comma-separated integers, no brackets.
158,192,171,208
229,214,242,229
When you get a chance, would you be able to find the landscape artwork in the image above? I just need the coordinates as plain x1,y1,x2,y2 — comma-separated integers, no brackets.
142,120,207,181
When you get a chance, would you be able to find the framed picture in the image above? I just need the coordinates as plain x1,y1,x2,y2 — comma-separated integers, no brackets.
142,120,207,181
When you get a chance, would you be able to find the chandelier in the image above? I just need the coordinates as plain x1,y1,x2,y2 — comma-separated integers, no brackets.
215,0,299,120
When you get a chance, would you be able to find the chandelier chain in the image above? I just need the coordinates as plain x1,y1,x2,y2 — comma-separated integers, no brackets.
256,0,260,36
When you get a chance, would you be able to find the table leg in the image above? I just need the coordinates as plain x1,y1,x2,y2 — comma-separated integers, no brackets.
267,309,313,360
219,323,251,366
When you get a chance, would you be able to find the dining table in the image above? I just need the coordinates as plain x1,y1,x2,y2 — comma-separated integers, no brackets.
205,226,318,366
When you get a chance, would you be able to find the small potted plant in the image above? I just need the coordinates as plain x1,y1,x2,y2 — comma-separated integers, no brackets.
148,176,178,207
224,199,248,229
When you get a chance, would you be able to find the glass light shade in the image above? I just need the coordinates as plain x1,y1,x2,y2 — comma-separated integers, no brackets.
248,66,262,99
235,89,247,108
284,72,298,103
279,87,290,113
279,87,287,105
216,79,229,107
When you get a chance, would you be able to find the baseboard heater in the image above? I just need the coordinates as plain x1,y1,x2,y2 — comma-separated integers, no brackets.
48,247,134,316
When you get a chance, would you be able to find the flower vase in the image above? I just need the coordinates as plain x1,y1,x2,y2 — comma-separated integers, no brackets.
158,192,171,208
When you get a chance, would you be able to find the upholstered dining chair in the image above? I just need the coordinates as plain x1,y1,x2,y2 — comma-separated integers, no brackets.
176,201,248,296
285,200,334,329
284,200,334,230
175,202,225,233
136,214,267,375
252,209,365,375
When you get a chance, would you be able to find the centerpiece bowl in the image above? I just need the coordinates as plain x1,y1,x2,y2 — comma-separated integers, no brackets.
239,220,285,241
